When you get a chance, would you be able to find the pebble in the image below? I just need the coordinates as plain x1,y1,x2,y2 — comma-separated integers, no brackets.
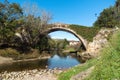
0,69,63,80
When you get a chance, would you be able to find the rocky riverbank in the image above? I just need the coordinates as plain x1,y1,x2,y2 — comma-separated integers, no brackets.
0,55,61,80
0,69,63,80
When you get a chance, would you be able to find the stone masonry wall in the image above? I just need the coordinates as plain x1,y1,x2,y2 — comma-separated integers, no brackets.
80,28,117,61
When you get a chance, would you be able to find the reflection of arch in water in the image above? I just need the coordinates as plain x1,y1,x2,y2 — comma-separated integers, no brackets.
43,27,88,50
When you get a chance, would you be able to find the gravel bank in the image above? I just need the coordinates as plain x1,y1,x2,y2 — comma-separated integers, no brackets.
0,69,63,80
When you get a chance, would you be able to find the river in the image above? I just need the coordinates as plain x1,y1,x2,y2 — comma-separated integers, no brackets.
0,53,81,72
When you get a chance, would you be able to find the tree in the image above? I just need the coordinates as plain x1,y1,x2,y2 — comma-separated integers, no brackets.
94,7,117,28
94,0,120,28
0,0,23,45
115,0,120,25
116,0,120,12
15,3,52,52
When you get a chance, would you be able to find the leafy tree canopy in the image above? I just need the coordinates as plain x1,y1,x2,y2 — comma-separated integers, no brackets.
0,0,23,44
94,0,120,28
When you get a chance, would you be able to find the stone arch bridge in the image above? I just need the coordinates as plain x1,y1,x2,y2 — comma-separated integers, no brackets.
42,23,88,50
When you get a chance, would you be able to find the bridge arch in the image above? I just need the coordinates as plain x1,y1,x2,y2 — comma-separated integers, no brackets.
43,26,88,50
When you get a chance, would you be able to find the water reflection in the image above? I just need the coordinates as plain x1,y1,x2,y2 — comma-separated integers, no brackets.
47,54,80,69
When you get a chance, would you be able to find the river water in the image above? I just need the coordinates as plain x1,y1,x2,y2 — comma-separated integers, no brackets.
0,53,81,72
48,54,80,69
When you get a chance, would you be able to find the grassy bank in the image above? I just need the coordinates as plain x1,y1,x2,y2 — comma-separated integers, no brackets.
58,29,120,80
85,30,120,80
0,48,50,60
58,59,97,80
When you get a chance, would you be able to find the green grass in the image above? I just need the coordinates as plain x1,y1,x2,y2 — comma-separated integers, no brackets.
58,29,120,80
68,25,100,41
58,58,97,80
85,30,120,80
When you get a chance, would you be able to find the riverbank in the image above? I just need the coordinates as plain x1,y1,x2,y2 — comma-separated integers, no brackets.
0,48,52,60
0,52,65,80
0,56,13,65
58,28,120,80
0,48,52,66
0,55,52,73
0,56,50,65
0,56,62,80
0,68,63,80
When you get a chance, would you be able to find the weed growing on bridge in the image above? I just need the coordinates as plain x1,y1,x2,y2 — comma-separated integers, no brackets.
68,25,100,41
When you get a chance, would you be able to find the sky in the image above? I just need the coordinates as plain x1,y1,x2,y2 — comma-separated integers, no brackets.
48,31,79,41
6,0,116,26
2,0,116,41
